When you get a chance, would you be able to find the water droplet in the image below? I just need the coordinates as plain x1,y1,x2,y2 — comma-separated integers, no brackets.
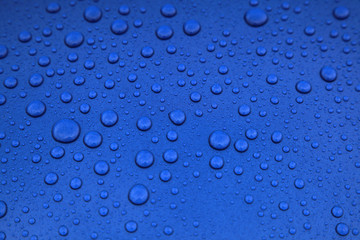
278,201,289,211
26,100,46,118
294,178,305,189
161,4,177,18
271,131,283,144
3,77,18,89
125,221,138,233
211,83,223,95
335,223,349,236
98,206,109,217
64,32,84,48
0,201,7,218
58,225,68,236
304,26,316,36
266,74,278,85
163,226,174,236
159,169,172,182
209,131,231,150
245,128,258,140
190,92,202,102
0,45,8,59
209,156,224,169
156,25,174,40
238,104,251,116
168,110,186,126
18,31,32,42
136,117,152,131
128,184,149,205
135,150,154,168
50,146,65,159
244,8,268,27
100,110,118,127
46,2,61,13
183,20,201,36
0,95,6,105
333,6,350,20
320,66,337,82
244,195,254,204
295,80,312,94
331,206,344,218
94,160,110,176
118,5,130,15
163,149,178,163
44,172,59,185
84,6,102,23
111,20,128,35
70,177,82,190
233,166,244,175
52,119,81,143
29,73,44,87
83,131,103,148
141,46,154,58
234,139,249,152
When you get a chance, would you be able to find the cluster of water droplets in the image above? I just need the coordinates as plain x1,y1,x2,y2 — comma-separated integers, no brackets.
0,0,359,239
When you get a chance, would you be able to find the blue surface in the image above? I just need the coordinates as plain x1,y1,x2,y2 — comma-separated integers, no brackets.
0,0,360,239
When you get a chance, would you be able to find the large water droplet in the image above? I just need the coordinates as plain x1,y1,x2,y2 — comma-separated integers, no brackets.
244,8,268,27
209,131,231,150
52,119,81,143
128,184,149,205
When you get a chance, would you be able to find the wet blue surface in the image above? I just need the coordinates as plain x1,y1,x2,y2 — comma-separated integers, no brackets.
0,0,360,239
